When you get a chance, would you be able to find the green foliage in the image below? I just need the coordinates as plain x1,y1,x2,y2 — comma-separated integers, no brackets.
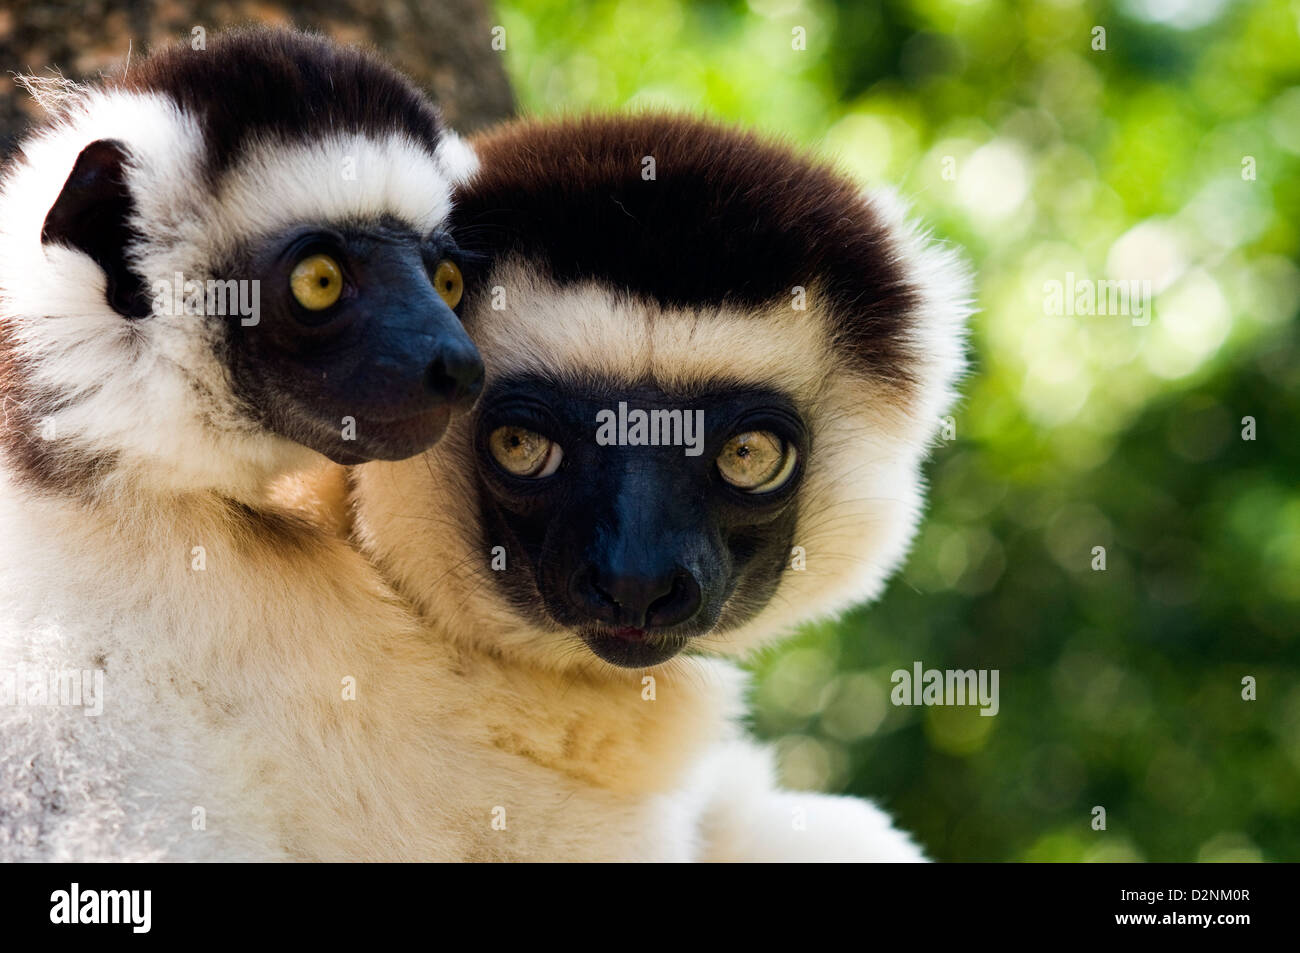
495,0,1300,860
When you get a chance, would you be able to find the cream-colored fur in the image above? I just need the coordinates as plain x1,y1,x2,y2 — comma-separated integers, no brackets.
0,478,744,860
1,73,965,859
337,191,970,861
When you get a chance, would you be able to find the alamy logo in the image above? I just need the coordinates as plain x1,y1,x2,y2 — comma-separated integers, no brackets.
1043,272,1152,326
595,401,705,457
50,883,151,933
152,272,260,326
891,661,1000,716
0,665,103,717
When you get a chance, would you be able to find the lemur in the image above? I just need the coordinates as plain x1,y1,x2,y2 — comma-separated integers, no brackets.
1,35,966,859
335,114,973,861
0,29,489,860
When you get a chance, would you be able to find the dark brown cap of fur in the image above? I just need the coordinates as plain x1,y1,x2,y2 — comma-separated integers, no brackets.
115,28,445,183
450,114,920,383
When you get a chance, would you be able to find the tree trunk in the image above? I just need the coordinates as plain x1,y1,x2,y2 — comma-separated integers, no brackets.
0,0,515,155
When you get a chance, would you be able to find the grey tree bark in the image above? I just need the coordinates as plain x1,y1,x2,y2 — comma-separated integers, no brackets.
0,0,516,155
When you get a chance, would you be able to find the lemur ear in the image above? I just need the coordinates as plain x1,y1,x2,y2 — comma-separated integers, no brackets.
41,139,149,318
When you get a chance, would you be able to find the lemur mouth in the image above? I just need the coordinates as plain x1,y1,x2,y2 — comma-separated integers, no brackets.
313,404,453,465
579,625,690,669
608,626,646,640
374,404,455,448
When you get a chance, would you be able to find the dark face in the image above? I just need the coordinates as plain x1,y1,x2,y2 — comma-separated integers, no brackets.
473,376,806,668
222,219,484,464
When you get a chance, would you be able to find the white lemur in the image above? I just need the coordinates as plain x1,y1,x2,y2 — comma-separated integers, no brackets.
0,29,491,860
1,31,966,858
334,114,972,860
0,28,751,864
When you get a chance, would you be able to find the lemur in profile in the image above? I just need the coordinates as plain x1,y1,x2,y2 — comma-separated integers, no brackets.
0,29,488,860
335,114,972,860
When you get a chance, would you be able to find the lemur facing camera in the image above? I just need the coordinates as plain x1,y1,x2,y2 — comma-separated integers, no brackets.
0,29,487,860
339,114,972,860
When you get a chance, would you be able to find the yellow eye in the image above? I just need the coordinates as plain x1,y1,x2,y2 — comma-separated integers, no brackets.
290,254,343,310
717,431,797,493
433,259,464,309
489,426,563,478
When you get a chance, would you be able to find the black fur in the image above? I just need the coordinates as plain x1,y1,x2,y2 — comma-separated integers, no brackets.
40,140,149,318
116,28,445,185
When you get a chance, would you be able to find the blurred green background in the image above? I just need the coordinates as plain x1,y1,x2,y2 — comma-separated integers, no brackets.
492,0,1300,861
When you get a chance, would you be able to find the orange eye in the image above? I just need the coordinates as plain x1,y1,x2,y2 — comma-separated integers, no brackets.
290,254,343,310
433,259,464,309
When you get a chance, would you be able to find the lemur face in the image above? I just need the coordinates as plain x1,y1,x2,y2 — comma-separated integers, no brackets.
473,377,807,667
218,217,481,464
351,115,972,671
0,30,483,496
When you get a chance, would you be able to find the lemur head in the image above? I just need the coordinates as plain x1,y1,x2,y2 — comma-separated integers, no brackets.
351,115,971,671
0,28,483,501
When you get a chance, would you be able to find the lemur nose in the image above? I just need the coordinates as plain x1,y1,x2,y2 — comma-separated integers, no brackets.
573,564,703,629
425,346,484,409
